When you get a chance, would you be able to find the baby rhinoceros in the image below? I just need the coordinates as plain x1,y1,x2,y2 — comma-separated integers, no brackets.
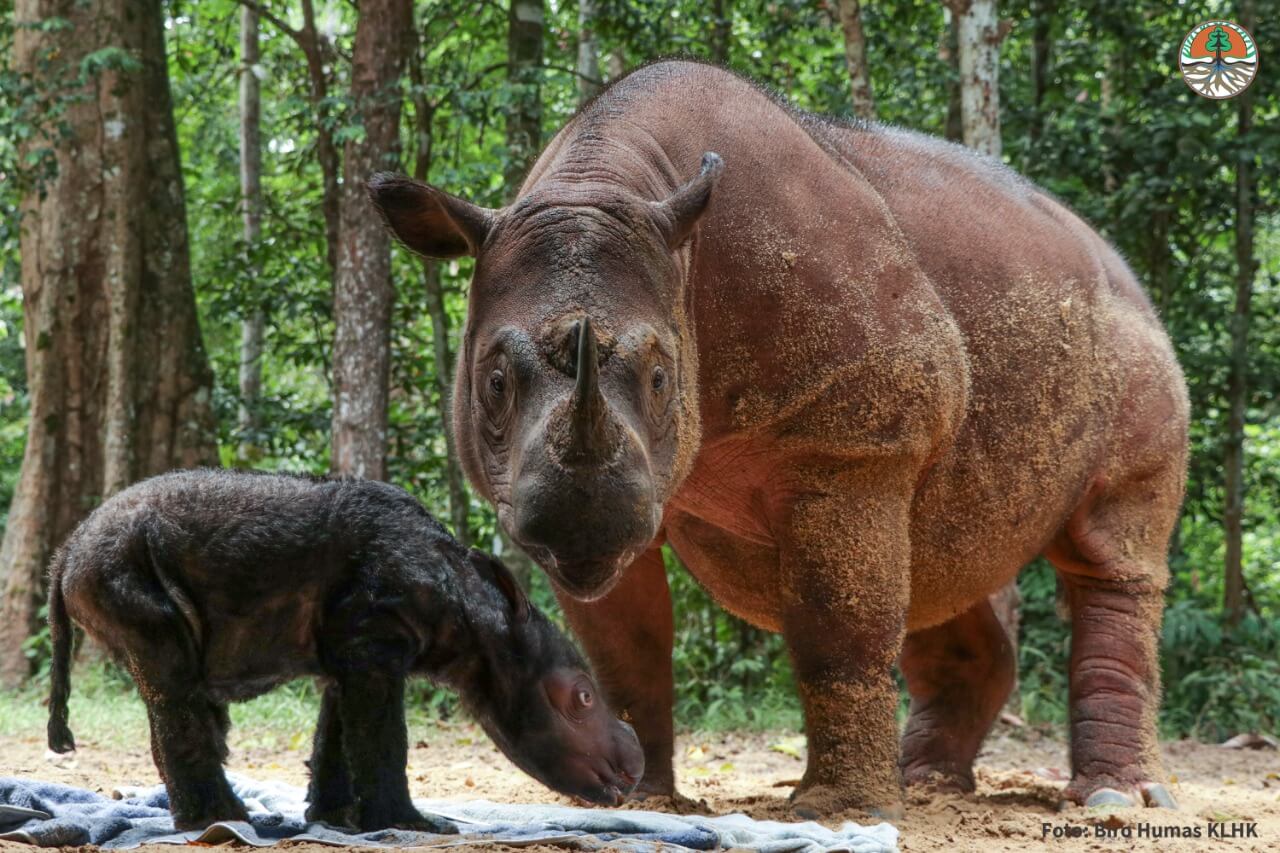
46,469,644,832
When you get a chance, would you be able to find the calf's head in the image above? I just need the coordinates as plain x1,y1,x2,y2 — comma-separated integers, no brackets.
459,550,644,804
371,154,722,598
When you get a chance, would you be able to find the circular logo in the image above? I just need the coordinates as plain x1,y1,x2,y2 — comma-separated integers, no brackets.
1180,20,1259,99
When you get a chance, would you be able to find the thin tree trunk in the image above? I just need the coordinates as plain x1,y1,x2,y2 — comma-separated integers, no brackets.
299,0,341,274
577,0,601,105
0,0,218,686
331,0,413,480
506,0,544,188
1028,0,1049,147
710,0,732,65
1224,0,1255,628
238,2,265,462
408,34,470,546
949,0,1002,158
943,8,962,142
836,0,874,119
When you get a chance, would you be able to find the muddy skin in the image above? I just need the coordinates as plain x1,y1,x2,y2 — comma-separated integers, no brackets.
371,60,1188,816
46,470,643,831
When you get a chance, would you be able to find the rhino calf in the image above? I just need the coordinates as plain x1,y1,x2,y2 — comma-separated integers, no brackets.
46,469,643,831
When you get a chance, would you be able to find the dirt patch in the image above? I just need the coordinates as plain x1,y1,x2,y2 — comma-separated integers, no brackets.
2,722,1277,852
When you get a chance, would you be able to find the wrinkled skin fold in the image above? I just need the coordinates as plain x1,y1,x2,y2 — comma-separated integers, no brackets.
371,61,1188,816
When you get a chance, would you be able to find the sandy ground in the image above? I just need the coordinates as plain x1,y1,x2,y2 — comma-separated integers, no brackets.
1,719,1277,852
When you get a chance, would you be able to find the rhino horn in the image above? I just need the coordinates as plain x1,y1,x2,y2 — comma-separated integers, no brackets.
567,316,614,462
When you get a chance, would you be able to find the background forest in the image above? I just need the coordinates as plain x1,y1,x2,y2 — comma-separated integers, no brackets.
0,0,1277,743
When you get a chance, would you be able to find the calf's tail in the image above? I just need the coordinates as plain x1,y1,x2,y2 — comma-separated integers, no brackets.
47,552,76,753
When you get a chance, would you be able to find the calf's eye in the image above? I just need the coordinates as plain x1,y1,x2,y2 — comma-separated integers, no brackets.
489,369,506,397
576,687,594,709
651,365,666,392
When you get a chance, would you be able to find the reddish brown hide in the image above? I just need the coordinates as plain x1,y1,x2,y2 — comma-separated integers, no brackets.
371,61,1188,817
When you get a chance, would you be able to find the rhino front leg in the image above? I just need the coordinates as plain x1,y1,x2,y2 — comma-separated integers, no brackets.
558,545,677,800
778,464,911,818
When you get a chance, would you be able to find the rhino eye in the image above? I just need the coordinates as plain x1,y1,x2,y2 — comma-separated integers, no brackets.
488,369,506,398
651,365,666,392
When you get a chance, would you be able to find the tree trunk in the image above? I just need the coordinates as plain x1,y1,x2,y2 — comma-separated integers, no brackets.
1028,0,1050,147
0,0,218,686
836,0,874,119
1223,0,1255,628
408,35,471,546
238,2,265,462
943,7,962,142
331,0,413,480
506,0,544,188
577,0,601,105
300,0,341,274
710,0,732,65
949,0,1002,157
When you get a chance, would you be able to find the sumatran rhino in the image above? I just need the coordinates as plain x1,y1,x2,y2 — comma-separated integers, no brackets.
369,61,1188,817
46,470,643,831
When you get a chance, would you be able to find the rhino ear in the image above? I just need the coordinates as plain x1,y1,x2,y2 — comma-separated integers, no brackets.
367,173,499,258
652,152,724,250
469,549,530,624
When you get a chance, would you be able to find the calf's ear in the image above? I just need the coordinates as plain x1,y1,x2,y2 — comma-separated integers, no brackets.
469,549,530,624
652,152,724,250
367,173,499,258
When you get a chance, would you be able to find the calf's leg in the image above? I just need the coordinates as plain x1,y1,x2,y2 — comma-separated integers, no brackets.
143,694,247,829
76,564,245,830
305,683,355,826
899,596,1015,792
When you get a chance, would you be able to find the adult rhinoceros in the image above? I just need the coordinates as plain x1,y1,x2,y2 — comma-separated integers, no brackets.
370,60,1187,817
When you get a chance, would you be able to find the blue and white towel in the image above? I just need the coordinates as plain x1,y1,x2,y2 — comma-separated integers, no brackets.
0,774,898,852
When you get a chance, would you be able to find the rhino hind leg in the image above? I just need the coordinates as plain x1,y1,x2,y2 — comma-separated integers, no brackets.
1045,454,1184,810
899,597,1015,792
71,557,246,830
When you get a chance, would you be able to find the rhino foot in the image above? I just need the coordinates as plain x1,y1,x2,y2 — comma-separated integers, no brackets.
1065,781,1178,811
790,782,904,822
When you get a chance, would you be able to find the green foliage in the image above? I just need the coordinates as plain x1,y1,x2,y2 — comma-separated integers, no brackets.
0,0,1276,741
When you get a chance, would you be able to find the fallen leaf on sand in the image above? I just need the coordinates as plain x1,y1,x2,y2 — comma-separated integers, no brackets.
769,736,806,760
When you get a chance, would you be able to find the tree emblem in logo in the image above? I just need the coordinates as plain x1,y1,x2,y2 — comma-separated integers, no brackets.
1180,20,1258,99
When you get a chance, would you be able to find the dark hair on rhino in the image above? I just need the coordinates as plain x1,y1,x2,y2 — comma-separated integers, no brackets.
47,469,642,831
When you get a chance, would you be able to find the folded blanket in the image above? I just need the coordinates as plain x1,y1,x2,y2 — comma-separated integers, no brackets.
0,774,898,852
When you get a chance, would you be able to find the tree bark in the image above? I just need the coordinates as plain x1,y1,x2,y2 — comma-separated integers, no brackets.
577,0,601,105
238,2,265,462
331,0,413,480
505,0,544,188
0,0,218,686
948,0,1002,157
1223,0,1255,628
836,0,874,119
